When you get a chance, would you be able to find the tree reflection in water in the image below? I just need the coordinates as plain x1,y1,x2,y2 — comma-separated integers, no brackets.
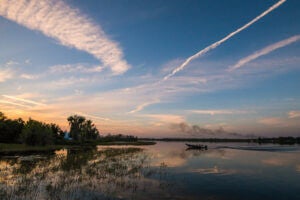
0,147,175,200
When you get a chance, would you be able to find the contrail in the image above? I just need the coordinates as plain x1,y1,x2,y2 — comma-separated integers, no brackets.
163,0,286,81
2,95,46,106
228,35,300,71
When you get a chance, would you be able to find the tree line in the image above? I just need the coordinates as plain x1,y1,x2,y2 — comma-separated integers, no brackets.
142,137,300,144
0,112,99,146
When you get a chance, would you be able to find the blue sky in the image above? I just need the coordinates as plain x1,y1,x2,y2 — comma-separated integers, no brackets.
0,0,299,137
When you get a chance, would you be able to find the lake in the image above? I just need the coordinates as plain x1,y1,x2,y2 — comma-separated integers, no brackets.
1,142,300,200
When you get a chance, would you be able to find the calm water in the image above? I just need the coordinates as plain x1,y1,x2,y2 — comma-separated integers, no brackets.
1,142,300,200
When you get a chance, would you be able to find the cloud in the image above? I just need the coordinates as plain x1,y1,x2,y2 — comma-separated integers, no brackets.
190,109,247,115
75,112,111,122
2,95,46,106
0,0,130,74
144,114,185,124
0,68,14,82
258,117,286,127
162,0,286,81
44,77,92,90
49,64,103,74
288,111,300,119
129,99,160,114
25,59,31,64
0,99,31,108
229,35,300,71
5,60,19,66
20,73,40,80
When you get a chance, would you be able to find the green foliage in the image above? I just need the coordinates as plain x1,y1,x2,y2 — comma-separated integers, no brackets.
20,119,54,146
67,115,99,142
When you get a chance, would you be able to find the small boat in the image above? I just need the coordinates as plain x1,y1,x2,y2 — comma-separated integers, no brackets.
186,143,207,150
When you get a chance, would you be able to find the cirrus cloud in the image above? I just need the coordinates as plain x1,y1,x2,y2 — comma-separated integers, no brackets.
0,0,130,74
288,111,300,119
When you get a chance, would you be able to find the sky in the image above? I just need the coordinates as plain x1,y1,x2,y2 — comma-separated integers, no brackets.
0,0,299,138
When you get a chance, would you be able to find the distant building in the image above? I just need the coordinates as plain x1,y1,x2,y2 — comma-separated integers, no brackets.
64,132,72,140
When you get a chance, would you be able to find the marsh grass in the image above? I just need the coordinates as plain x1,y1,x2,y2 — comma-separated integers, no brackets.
0,147,174,200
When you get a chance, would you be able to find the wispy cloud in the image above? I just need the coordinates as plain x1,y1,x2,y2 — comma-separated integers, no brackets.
0,68,14,82
190,109,248,115
288,111,300,119
258,112,300,131
0,0,130,74
48,77,91,89
129,99,160,114
0,99,31,108
20,73,40,80
49,64,103,74
2,95,46,106
5,60,19,66
258,117,286,127
143,114,185,124
162,0,286,81
229,35,300,71
76,112,111,121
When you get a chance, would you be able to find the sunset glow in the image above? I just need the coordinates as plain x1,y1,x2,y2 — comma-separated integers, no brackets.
0,0,299,137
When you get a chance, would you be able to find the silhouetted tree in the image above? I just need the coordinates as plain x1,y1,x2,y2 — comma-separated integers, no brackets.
82,120,99,140
67,115,99,142
50,123,65,143
67,115,85,141
0,112,7,121
0,112,24,143
20,119,54,146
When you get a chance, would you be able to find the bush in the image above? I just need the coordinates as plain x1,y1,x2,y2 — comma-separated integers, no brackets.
0,112,24,143
20,119,54,146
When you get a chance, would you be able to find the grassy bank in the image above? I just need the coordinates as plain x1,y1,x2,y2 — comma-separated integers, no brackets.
0,143,66,155
95,141,156,146
0,141,155,155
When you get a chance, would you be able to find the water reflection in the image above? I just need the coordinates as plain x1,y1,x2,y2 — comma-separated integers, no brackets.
1,142,300,199
0,146,180,200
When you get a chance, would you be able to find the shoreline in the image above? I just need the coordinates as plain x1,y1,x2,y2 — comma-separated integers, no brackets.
0,141,156,155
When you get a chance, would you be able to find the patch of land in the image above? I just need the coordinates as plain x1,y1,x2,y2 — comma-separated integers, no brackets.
0,141,155,155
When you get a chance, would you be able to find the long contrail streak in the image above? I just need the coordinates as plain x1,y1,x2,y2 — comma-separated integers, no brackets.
163,0,286,81
228,35,300,71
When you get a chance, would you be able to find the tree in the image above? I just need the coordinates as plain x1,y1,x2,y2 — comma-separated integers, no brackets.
0,112,24,143
20,119,54,146
50,123,65,143
82,120,99,140
67,115,86,141
0,112,7,121
67,115,99,142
